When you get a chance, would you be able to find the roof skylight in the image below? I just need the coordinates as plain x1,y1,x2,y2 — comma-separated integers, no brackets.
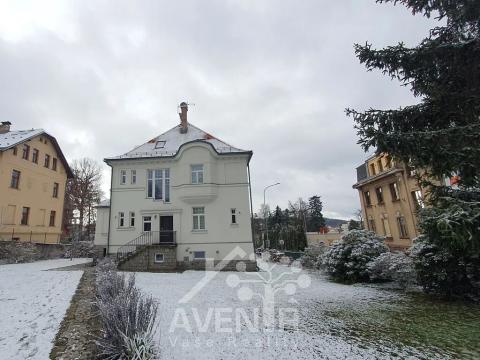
155,140,166,149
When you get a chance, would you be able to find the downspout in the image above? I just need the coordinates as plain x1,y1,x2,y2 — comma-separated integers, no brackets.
247,163,255,250
106,162,113,256
402,169,418,238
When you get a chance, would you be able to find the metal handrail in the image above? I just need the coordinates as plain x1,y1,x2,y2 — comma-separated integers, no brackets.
116,231,176,262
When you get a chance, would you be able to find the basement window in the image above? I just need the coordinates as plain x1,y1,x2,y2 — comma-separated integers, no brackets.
193,251,205,260
154,253,165,263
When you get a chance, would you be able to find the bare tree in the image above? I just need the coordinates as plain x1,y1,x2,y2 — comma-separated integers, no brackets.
354,209,364,230
67,158,103,239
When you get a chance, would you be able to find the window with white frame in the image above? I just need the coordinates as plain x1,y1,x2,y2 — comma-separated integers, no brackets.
231,208,237,224
130,211,135,227
120,170,127,185
193,251,205,260
131,170,137,184
154,253,164,263
193,207,205,230
143,216,152,232
147,169,170,201
119,212,125,227
191,164,204,184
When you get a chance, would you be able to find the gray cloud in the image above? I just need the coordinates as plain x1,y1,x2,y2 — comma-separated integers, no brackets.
0,0,438,219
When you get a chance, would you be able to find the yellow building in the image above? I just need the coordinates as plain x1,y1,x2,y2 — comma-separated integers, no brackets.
0,122,73,243
353,153,426,251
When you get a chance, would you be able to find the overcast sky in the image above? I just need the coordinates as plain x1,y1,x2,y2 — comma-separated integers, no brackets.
0,0,439,219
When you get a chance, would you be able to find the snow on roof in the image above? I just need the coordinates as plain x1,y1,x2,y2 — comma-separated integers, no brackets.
105,123,251,161
0,128,74,178
0,129,45,149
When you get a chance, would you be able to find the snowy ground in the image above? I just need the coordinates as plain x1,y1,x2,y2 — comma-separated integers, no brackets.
134,260,479,359
0,258,91,359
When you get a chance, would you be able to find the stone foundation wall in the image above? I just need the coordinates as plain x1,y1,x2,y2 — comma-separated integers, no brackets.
116,244,258,272
118,245,177,272
0,240,66,264
178,259,257,272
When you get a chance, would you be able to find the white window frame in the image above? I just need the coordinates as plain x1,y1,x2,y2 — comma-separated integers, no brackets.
193,207,205,230
131,170,137,185
191,164,204,184
130,211,135,227
193,251,205,260
231,208,237,224
119,212,125,227
143,216,152,232
147,169,170,202
154,253,165,263
120,170,127,185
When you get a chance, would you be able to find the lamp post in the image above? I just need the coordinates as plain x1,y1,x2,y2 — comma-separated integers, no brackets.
263,182,280,249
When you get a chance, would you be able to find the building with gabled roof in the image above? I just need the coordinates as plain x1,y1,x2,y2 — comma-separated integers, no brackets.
0,121,73,244
95,103,256,271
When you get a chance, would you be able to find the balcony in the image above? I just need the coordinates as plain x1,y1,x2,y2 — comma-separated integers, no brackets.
353,163,403,189
176,183,218,204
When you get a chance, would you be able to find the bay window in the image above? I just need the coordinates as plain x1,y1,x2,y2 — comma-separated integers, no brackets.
191,164,204,184
147,169,170,201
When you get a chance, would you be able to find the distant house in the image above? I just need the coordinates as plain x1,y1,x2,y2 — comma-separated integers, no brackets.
94,103,256,271
0,122,73,243
352,153,426,251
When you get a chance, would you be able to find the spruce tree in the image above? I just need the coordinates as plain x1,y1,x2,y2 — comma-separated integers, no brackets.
347,0,479,186
307,195,326,232
347,0,480,299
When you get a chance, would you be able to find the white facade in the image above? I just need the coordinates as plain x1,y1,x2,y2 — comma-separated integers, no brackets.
94,119,255,264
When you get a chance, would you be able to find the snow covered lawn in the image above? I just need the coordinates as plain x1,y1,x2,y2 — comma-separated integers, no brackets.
134,260,480,359
0,258,91,359
133,261,401,359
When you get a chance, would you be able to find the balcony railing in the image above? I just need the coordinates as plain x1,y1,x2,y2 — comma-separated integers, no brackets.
116,231,176,262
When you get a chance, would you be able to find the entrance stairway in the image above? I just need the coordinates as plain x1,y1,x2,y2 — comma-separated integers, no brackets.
116,231,177,271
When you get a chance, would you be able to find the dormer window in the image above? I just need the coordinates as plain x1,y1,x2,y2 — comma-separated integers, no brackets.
155,141,166,149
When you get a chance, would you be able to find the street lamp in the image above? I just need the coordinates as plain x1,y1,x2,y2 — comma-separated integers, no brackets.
263,182,280,249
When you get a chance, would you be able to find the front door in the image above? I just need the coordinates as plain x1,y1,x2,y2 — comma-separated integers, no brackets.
159,216,174,244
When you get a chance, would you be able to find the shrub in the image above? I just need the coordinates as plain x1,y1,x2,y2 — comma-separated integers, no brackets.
322,230,388,283
300,243,327,269
96,258,158,359
410,235,480,301
0,241,40,263
123,333,157,360
367,251,416,288
64,240,94,258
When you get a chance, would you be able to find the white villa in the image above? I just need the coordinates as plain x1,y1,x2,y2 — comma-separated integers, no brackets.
94,103,256,271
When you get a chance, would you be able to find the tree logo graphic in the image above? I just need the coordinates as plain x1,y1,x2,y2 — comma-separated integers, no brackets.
171,248,311,334
226,253,311,330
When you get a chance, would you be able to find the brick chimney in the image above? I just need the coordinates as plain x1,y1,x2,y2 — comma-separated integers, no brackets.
0,121,11,134
179,102,188,134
